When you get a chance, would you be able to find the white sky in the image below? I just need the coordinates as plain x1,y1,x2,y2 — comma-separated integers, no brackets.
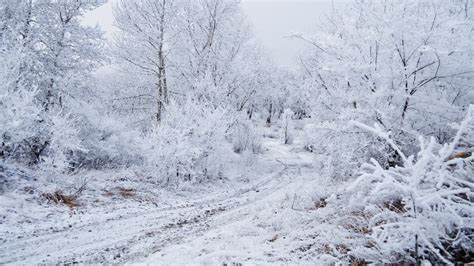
83,0,347,67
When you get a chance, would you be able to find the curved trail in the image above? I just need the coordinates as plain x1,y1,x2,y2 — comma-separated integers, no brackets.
0,139,314,264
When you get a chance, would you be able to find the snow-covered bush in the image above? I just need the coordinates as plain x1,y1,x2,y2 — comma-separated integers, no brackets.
302,121,388,180
0,86,43,164
231,115,261,154
0,47,91,172
65,106,147,171
139,99,236,184
38,113,85,173
282,109,294,145
0,96,86,174
344,105,474,263
0,42,38,163
0,93,85,173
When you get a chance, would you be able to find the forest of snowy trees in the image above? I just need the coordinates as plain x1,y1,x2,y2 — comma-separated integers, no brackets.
1,0,473,264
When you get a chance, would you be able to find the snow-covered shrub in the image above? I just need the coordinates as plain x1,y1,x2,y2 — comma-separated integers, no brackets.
282,109,294,145
231,115,261,154
140,99,234,184
0,49,85,171
0,89,43,164
39,113,85,173
0,98,85,174
0,47,51,166
302,121,387,180
344,105,474,263
66,107,147,171
0,46,34,162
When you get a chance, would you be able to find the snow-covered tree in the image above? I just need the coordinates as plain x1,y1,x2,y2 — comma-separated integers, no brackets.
1,0,104,111
177,0,253,105
0,0,105,169
112,0,277,125
299,0,473,139
298,0,474,173
113,0,179,122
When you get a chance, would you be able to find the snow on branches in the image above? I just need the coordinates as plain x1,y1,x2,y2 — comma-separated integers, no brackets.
347,105,473,263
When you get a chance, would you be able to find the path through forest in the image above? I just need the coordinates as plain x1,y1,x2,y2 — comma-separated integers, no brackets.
1,138,316,264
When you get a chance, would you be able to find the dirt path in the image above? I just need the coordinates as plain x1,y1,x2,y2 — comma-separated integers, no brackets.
0,139,314,264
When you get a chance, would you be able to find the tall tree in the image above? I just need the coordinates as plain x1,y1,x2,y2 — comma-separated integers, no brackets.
298,0,474,142
114,0,178,122
0,0,105,165
1,0,104,111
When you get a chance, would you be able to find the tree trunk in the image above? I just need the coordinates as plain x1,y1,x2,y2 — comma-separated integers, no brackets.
266,102,273,126
156,0,168,123
401,96,409,121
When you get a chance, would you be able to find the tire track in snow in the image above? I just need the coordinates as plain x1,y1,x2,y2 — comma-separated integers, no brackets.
1,140,314,264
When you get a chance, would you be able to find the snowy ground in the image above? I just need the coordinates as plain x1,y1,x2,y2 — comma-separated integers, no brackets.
0,131,334,264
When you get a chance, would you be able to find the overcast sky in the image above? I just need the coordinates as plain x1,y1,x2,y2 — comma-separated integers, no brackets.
83,0,347,67
242,1,335,67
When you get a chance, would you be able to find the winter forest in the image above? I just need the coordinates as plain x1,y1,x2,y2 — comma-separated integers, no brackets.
0,0,473,264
